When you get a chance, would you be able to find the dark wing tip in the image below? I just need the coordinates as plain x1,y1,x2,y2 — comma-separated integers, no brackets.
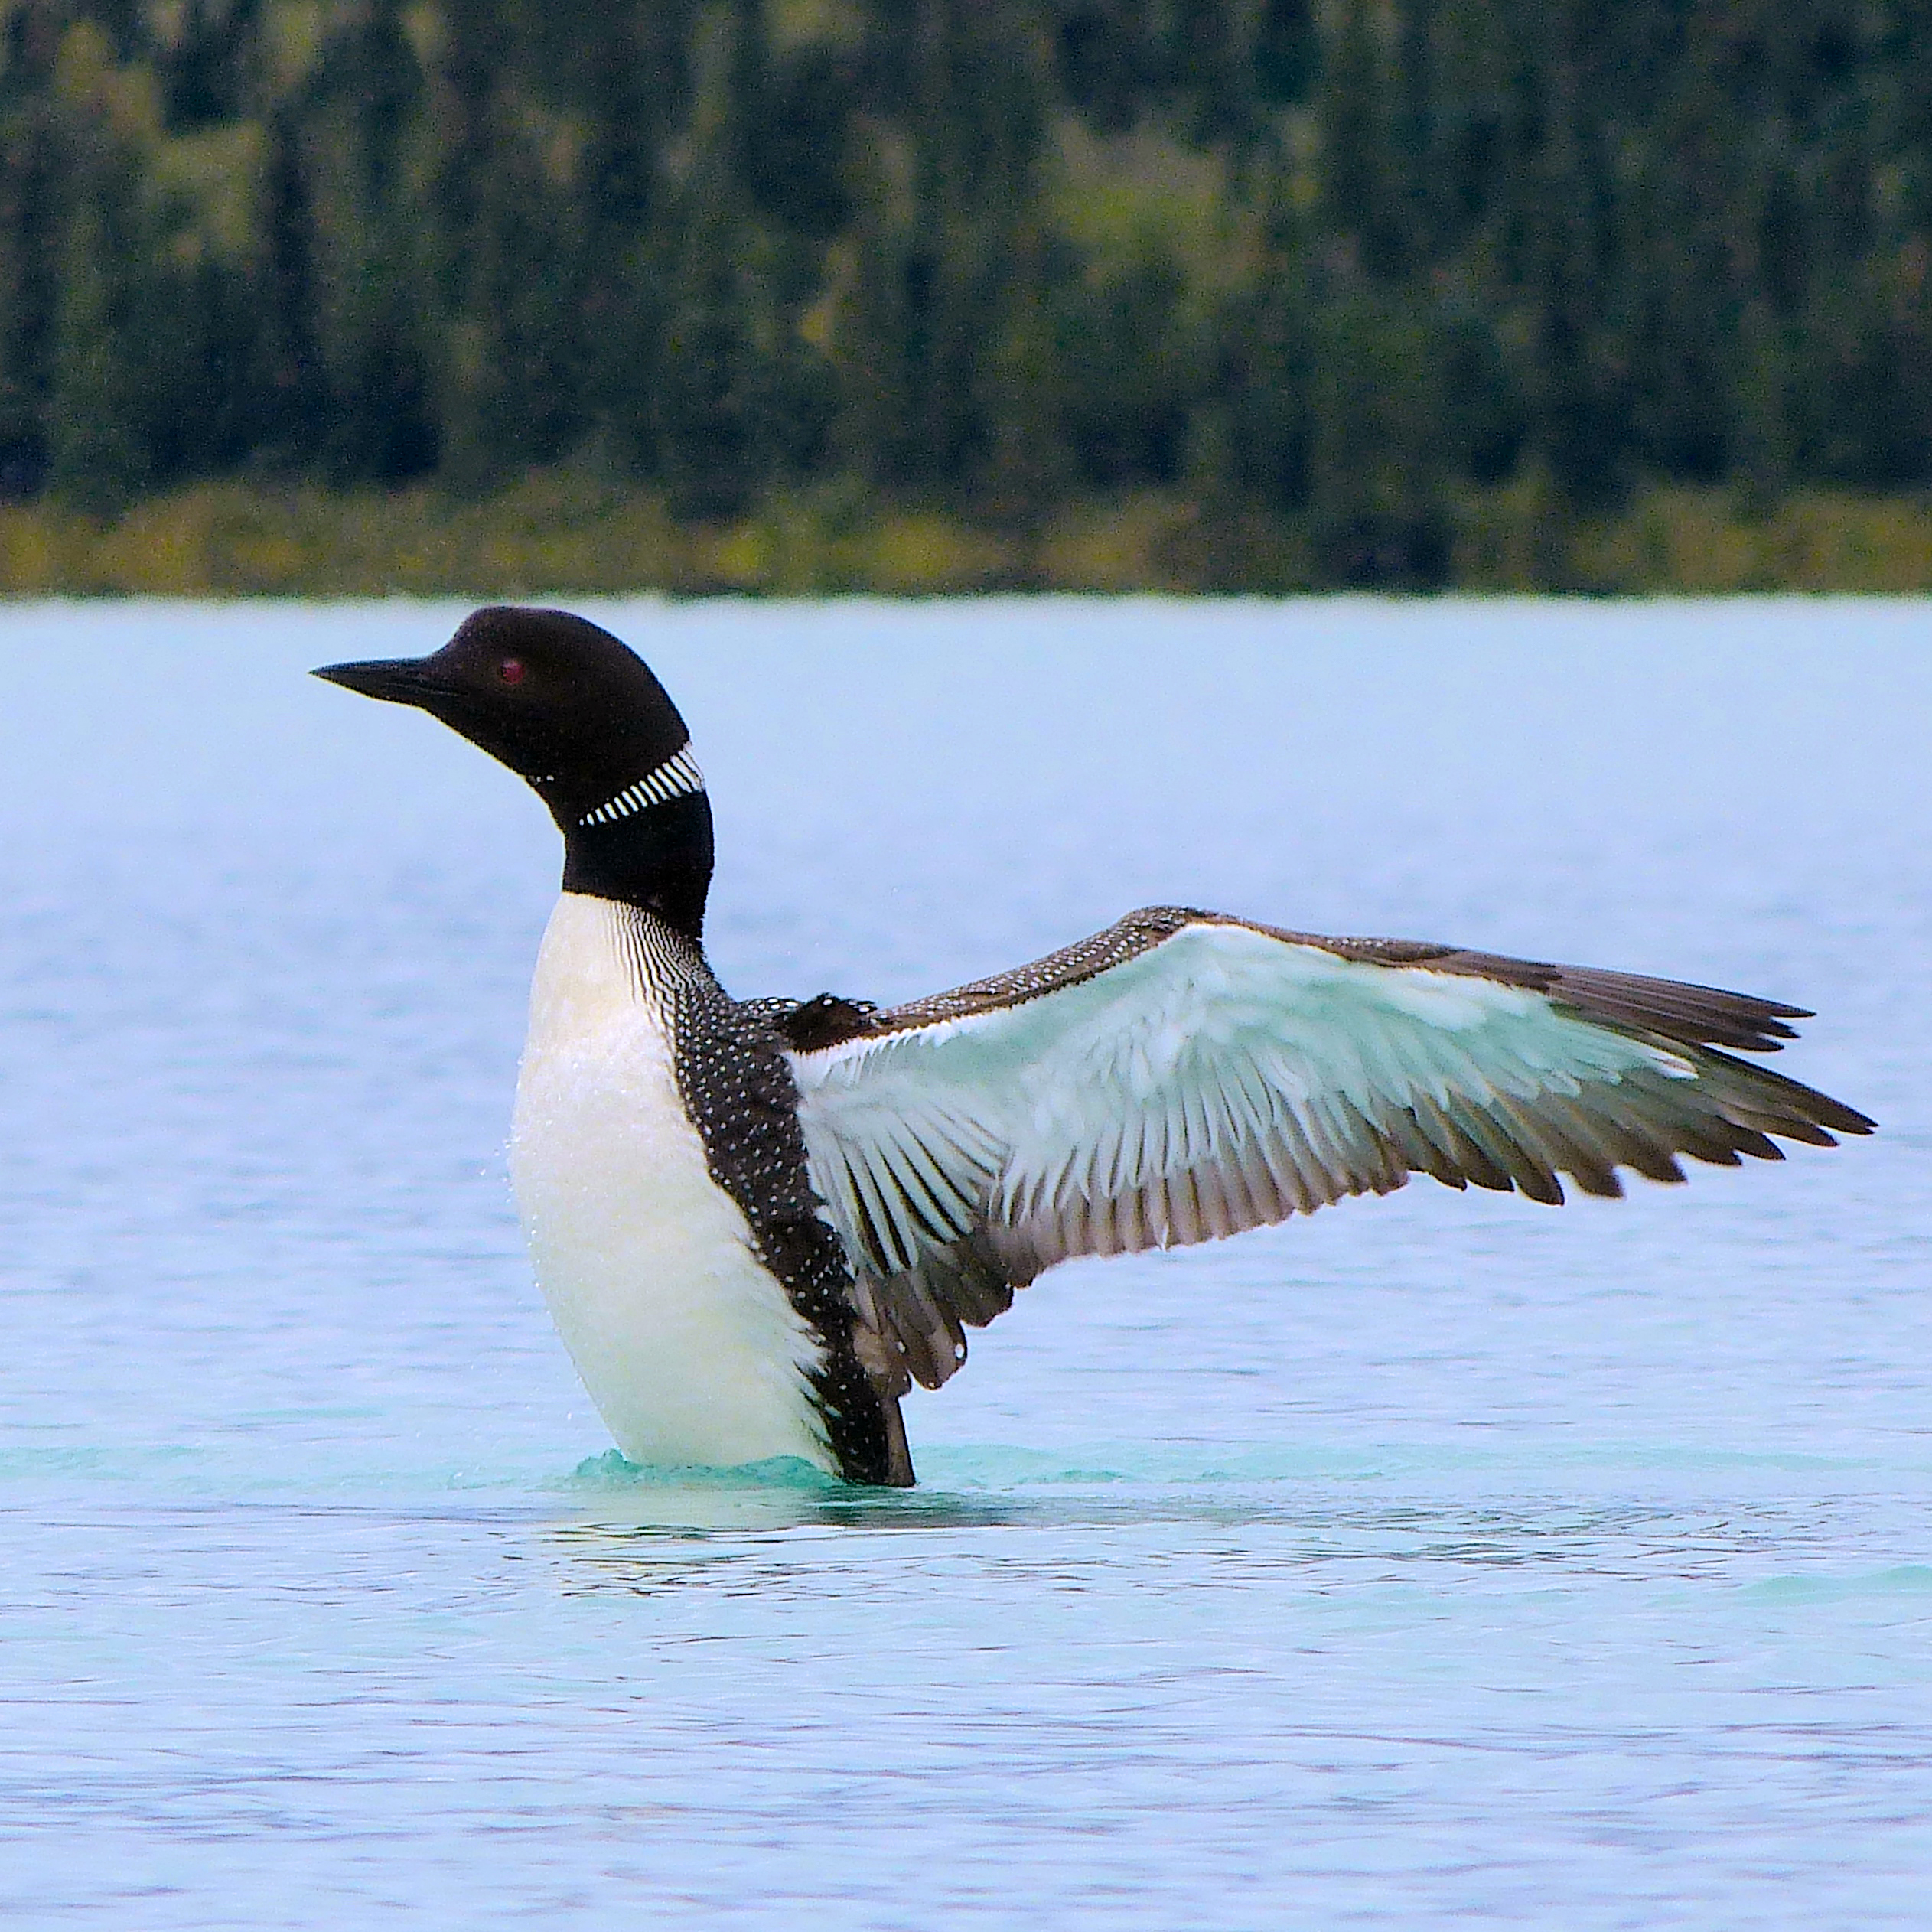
1666,1051,1875,1155
1226,923,1826,1058
1737,1060,1876,1139
1529,967,1823,1055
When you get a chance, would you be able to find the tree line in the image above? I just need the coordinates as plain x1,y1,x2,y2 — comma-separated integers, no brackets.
2,0,1928,585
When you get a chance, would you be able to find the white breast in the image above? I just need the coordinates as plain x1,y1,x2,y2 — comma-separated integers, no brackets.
509,894,832,1473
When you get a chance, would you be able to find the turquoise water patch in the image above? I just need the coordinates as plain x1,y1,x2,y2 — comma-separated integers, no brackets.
567,1448,844,1491
1743,1565,1932,1605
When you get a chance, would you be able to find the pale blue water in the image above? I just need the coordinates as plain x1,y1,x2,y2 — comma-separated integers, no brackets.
1,597,1927,1928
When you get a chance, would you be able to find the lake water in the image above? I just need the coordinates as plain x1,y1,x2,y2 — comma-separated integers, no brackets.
1,597,1927,1927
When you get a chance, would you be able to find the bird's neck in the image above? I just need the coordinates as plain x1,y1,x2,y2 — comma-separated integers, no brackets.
556,790,715,945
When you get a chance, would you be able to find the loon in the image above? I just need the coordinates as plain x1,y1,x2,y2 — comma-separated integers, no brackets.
314,606,1874,1488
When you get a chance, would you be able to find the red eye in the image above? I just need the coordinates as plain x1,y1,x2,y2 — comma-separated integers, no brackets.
500,659,526,686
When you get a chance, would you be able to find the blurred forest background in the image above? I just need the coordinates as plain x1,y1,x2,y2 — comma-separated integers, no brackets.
2,0,1931,594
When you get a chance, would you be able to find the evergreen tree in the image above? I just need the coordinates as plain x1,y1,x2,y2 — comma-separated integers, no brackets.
572,1,689,471
250,100,327,470
652,2,774,516
44,26,153,510
832,207,923,489
1307,276,1451,587
1321,0,1405,280
160,0,258,132
1254,0,1318,108
1055,1,1145,135
307,0,435,483
1221,153,1314,510
1523,0,1627,503
0,90,60,496
1057,248,1194,485
654,194,767,519
48,176,151,511
1734,299,1794,510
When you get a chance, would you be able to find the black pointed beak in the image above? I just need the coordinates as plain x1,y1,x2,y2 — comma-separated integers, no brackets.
310,656,448,707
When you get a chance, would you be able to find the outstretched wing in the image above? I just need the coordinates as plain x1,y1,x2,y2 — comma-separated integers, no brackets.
786,907,1872,1395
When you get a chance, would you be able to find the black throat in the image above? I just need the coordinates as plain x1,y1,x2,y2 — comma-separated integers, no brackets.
557,787,714,942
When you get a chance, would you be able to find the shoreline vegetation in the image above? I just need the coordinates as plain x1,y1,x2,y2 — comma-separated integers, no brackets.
5,7,1930,601
3,475,1930,599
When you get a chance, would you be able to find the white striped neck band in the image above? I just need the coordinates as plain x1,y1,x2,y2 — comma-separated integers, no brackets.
578,744,705,827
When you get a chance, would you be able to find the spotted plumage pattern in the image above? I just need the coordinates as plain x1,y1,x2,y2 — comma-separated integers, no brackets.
859,905,1199,1038
617,911,908,1486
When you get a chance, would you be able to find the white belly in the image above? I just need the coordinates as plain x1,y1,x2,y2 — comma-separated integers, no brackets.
509,895,831,1473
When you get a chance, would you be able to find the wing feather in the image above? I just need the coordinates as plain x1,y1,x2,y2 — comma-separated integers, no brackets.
788,911,1871,1389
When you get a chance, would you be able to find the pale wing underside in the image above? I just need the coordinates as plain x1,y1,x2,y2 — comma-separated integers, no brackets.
787,911,1871,1393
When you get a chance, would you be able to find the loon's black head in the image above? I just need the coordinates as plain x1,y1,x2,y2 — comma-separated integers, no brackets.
313,606,714,939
